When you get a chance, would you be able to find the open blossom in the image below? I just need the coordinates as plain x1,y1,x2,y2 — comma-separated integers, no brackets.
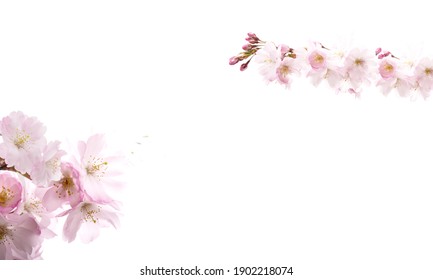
0,111,47,174
0,213,43,259
42,162,83,211
15,172,56,239
343,48,376,89
0,172,23,214
308,49,327,70
414,57,433,99
306,45,344,88
377,58,414,97
254,41,280,82
73,134,123,203
61,201,120,243
276,56,300,88
30,141,65,186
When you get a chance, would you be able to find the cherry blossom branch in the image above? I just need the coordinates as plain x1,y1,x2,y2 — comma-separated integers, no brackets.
229,33,433,99
0,157,31,180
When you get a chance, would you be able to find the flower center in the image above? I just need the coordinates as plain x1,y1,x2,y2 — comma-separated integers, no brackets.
0,224,11,243
24,198,43,215
425,68,433,76
280,65,290,76
85,156,108,179
13,130,30,149
55,175,75,198
354,58,364,66
80,203,101,224
384,63,394,73
314,54,324,64
46,158,60,173
0,186,14,207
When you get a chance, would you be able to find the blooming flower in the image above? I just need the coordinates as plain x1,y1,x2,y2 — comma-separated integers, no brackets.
61,201,120,243
377,58,414,97
0,111,47,174
30,141,65,186
343,48,377,90
306,44,344,89
254,41,280,82
72,134,124,203
308,50,327,70
42,162,83,211
414,57,433,99
276,56,300,88
0,172,23,214
15,172,56,239
0,213,43,259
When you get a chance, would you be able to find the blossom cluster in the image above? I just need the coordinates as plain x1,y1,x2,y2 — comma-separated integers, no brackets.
0,111,123,259
229,33,433,98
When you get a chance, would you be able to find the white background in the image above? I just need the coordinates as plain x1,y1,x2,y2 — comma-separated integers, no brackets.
2,1,433,279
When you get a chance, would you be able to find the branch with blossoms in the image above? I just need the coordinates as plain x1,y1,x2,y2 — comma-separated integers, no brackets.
0,111,125,260
229,33,433,99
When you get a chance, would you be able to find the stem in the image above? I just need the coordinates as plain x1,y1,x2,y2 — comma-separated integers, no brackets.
0,158,31,180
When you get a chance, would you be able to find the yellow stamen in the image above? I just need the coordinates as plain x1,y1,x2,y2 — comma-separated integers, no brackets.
80,203,101,224
13,130,30,149
315,54,324,64
354,58,364,66
0,186,13,207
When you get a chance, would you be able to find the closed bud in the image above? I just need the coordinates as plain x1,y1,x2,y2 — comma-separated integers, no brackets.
375,48,382,55
229,56,240,65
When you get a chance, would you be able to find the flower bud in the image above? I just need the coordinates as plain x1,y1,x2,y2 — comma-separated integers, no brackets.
375,48,382,55
229,56,240,65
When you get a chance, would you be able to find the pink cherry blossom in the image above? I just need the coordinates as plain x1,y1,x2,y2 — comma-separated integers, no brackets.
254,41,280,82
377,58,414,97
414,57,433,99
73,134,124,203
276,56,300,88
379,59,397,79
42,162,83,211
343,48,377,89
61,201,120,243
308,50,327,70
30,141,65,186
0,111,47,174
306,44,345,89
0,213,43,259
0,172,23,214
15,172,56,239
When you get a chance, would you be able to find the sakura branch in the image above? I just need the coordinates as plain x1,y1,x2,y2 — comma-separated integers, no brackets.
0,111,124,259
229,33,433,99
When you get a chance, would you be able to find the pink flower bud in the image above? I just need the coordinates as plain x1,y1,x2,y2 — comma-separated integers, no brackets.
383,51,391,57
229,56,240,65
240,60,251,71
242,44,252,51
375,48,382,55
247,32,257,38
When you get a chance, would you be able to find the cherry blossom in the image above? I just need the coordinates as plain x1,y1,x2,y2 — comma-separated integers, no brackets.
0,111,125,259
61,201,120,243
0,111,46,174
229,32,433,99
0,213,43,259
73,134,124,203
0,172,23,214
